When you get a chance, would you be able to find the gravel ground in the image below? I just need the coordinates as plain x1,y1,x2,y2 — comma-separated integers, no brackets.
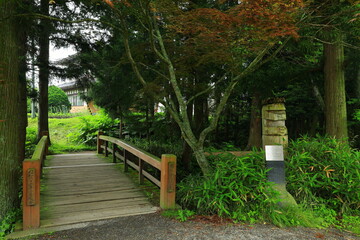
15,213,359,240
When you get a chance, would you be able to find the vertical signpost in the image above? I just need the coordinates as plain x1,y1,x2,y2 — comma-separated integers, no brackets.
160,154,177,209
265,145,286,185
22,135,48,230
265,145,297,207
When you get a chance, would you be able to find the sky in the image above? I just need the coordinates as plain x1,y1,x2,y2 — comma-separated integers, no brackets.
49,44,77,85
50,44,76,62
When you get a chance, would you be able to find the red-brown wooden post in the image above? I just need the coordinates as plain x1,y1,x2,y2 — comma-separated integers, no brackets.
113,144,117,163
22,159,41,230
97,131,103,154
139,158,144,184
105,141,109,157
123,149,128,172
160,154,177,209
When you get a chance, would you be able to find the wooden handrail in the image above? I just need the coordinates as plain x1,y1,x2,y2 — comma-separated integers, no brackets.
99,135,162,170
22,133,48,230
97,132,176,209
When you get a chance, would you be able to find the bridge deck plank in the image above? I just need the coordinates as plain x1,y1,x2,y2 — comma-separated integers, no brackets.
40,152,157,228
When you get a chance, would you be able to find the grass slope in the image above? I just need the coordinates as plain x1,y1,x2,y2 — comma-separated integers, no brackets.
28,117,95,154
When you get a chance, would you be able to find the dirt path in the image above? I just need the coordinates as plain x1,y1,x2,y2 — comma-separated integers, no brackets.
14,213,359,240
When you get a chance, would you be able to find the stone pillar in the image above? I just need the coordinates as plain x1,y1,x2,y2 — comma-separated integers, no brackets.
262,98,296,207
262,99,288,149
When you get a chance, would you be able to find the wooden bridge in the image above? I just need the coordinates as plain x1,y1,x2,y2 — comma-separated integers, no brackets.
19,132,177,233
40,152,158,228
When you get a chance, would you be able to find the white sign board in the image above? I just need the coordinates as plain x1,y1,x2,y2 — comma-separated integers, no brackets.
265,145,284,161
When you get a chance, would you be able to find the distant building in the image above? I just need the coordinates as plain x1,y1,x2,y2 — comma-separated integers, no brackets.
58,81,98,114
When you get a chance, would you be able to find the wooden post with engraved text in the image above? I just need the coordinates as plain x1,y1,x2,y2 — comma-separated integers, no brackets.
160,154,177,209
22,160,41,230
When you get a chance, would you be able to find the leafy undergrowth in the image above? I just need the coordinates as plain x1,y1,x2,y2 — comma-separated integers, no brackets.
177,152,324,228
67,111,120,146
27,116,95,156
175,136,360,235
287,135,360,234
0,209,21,239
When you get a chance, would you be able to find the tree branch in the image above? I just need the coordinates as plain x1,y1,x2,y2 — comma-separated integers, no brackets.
198,77,238,146
146,12,169,64
138,62,170,81
9,13,119,30
186,72,228,105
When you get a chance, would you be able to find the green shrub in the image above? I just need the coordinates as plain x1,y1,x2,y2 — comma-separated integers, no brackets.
177,152,280,223
176,150,334,228
48,86,71,113
355,109,360,122
127,138,199,180
286,135,360,214
25,127,37,158
123,112,181,142
68,111,119,145
128,138,183,159
162,209,195,222
48,112,88,118
27,98,31,113
0,209,21,238
341,215,360,234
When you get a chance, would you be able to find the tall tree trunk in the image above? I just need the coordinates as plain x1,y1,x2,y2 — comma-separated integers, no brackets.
18,20,28,163
119,114,124,139
193,75,209,137
194,97,205,137
146,101,150,141
181,103,193,172
38,0,50,141
0,1,22,219
245,92,262,150
324,33,348,140
356,67,360,100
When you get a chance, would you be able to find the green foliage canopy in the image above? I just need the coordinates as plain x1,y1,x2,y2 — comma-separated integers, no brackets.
48,86,71,113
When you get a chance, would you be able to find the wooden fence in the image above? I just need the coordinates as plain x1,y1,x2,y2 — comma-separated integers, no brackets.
97,132,177,209
22,131,48,230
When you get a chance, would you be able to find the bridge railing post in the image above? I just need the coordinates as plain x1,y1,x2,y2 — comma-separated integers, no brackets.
97,131,104,154
23,159,41,230
160,154,177,209
139,157,144,185
123,149,128,172
113,144,117,163
105,141,109,157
